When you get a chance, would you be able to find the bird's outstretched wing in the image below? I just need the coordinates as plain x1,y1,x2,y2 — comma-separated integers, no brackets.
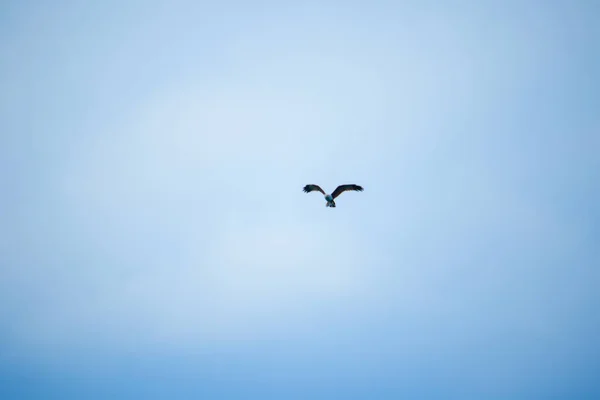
303,184,325,195
331,184,364,199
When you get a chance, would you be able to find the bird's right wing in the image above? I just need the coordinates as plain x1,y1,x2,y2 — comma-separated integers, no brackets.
331,184,364,199
303,184,325,195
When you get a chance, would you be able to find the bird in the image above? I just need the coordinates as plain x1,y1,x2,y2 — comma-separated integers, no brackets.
303,184,364,208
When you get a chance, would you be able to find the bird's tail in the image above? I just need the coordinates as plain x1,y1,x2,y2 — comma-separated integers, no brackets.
326,201,336,208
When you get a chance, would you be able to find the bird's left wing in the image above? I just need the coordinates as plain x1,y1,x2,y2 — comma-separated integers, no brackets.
331,184,364,199
303,184,326,195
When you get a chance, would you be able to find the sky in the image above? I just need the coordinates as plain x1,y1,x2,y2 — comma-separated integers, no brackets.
1,0,599,398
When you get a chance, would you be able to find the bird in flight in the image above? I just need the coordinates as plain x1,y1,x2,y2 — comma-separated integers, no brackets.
303,184,364,208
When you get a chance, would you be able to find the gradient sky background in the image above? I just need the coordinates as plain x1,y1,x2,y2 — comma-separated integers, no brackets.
1,1,599,399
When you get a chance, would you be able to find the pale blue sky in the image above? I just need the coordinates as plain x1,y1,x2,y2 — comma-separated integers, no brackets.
1,1,599,399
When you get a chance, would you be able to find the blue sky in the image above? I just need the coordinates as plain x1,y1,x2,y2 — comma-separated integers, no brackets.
1,1,599,398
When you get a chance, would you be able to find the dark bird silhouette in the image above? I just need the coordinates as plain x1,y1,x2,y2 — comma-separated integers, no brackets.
303,184,364,207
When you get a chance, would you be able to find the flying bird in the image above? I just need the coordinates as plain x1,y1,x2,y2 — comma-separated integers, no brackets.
303,184,364,208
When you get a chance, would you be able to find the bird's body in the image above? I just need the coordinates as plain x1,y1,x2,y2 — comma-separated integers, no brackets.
303,184,363,208
324,193,335,207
